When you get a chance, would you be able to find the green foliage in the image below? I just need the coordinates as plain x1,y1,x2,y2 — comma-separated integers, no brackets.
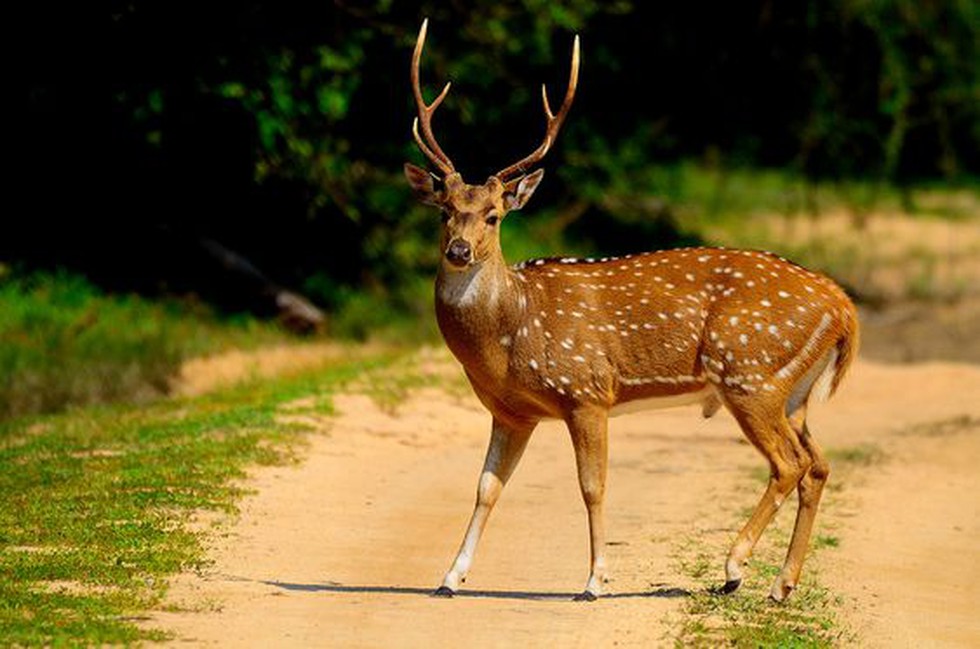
206,1,974,302
0,270,285,420
19,1,979,325
218,36,369,216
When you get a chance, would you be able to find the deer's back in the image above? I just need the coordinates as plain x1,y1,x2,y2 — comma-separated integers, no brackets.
508,247,855,410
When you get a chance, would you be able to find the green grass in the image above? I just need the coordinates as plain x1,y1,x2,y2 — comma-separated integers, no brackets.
679,576,844,648
813,535,840,550
643,163,980,227
673,465,854,646
675,538,848,648
0,349,401,645
675,445,876,645
0,269,288,420
670,439,894,645
569,159,978,232
826,443,886,468
342,347,472,417
895,414,980,437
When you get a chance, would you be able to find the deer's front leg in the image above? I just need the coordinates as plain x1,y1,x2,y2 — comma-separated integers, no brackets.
436,417,535,596
566,407,610,601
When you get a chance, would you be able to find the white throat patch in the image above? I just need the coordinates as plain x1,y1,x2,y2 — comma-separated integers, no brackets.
439,264,493,307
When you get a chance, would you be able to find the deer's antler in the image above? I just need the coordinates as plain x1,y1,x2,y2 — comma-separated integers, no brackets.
494,35,580,182
411,19,455,177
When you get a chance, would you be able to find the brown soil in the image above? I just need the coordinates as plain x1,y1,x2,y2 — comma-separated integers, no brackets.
171,342,379,397
858,297,980,364
148,349,980,647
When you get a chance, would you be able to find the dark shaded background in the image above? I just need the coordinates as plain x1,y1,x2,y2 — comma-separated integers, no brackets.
14,1,978,318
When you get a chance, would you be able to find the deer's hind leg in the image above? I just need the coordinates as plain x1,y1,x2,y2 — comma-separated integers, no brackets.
770,406,830,601
719,399,811,596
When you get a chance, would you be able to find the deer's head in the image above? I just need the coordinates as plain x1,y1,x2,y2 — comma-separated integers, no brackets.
404,19,579,271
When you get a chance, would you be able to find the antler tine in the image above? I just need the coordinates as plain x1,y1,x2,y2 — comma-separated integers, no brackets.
495,34,580,182
411,19,456,176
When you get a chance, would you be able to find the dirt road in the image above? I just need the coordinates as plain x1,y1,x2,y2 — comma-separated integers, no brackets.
150,354,980,647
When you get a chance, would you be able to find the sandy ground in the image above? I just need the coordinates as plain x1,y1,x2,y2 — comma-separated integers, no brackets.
147,351,980,647
171,343,374,398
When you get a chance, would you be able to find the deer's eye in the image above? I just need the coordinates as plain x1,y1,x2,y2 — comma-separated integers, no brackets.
485,213,499,226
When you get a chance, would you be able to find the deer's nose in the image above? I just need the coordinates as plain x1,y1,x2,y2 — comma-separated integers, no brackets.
445,238,473,267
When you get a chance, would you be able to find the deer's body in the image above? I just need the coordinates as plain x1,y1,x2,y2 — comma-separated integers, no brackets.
406,20,859,602
437,247,855,426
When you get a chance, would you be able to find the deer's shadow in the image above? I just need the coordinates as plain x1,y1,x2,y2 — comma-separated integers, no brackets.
261,580,690,601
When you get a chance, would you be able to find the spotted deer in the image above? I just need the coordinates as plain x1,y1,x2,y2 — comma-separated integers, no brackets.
404,20,859,602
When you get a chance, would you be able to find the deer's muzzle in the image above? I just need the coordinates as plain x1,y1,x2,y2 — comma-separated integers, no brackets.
445,238,473,267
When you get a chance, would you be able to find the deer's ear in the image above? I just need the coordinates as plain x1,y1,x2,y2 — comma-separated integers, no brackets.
503,169,545,211
404,163,442,205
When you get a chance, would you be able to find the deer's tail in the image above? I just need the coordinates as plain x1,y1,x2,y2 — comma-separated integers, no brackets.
812,299,860,402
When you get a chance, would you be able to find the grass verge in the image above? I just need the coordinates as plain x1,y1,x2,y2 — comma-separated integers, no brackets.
670,445,885,647
0,347,402,645
675,545,847,648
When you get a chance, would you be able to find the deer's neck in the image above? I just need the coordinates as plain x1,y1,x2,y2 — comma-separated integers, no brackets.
435,257,523,378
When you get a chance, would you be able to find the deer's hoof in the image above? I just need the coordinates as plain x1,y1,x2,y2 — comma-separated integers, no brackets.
573,590,598,602
432,585,455,598
769,577,794,603
712,579,742,595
